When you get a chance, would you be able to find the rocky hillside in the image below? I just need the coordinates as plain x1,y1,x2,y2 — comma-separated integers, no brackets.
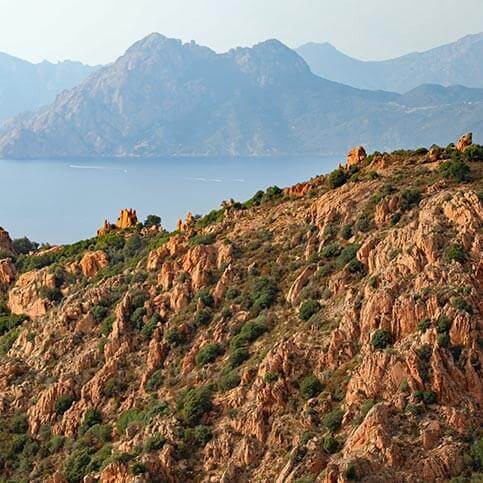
2,33,483,158
297,32,483,93
0,136,482,482
0,52,98,126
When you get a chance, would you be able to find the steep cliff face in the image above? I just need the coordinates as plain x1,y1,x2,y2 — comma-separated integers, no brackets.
0,142,482,482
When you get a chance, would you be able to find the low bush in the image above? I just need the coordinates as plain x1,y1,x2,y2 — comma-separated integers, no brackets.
444,244,466,263
144,433,166,452
196,344,223,367
228,347,249,369
300,375,323,399
341,224,353,240
336,245,360,269
299,299,320,321
322,435,339,454
328,168,348,189
323,408,344,432
218,371,241,391
146,370,163,393
79,409,102,435
183,425,213,448
417,318,431,332
177,386,212,426
371,329,392,350
438,155,471,182
55,395,75,416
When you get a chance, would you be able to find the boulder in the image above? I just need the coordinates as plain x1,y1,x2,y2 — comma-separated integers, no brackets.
0,226,14,256
80,251,109,278
456,132,472,152
347,146,367,167
0,258,16,287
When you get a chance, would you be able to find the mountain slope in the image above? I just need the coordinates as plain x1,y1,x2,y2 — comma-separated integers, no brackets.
0,52,99,125
1,33,483,159
0,143,482,482
297,33,483,92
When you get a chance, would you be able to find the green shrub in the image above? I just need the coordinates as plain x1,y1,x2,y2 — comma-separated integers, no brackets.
146,370,164,393
371,329,392,350
323,408,344,432
79,409,102,435
0,313,28,336
225,287,240,300
470,437,483,471
322,435,339,454
177,387,212,426
100,315,115,336
452,297,472,313
218,371,241,391
300,374,323,399
336,244,360,269
321,242,342,259
129,461,147,475
0,328,20,355
55,395,75,416
12,237,39,254
299,299,320,321
341,224,353,240
228,347,249,369
347,259,364,274
437,332,450,347
64,447,92,483
141,314,159,338
116,409,145,435
11,413,29,433
183,425,213,448
444,244,466,263
91,305,109,323
238,317,268,342
251,277,277,311
328,168,348,189
144,433,166,452
417,318,431,332
144,215,161,228
437,315,452,334
464,144,483,162
438,155,471,182
355,215,371,233
48,435,65,454
196,288,214,307
196,343,223,367
190,233,216,246
390,212,401,225
193,308,212,327
165,328,184,346
264,372,280,383
400,189,422,210
130,307,147,330
39,286,62,303
103,377,126,398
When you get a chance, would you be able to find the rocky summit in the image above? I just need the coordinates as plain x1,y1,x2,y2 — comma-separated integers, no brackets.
0,140,482,482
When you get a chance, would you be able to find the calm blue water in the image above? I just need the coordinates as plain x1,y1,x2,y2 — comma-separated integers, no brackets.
0,156,341,244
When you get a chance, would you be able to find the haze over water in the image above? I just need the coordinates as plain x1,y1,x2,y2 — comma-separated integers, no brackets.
0,156,340,244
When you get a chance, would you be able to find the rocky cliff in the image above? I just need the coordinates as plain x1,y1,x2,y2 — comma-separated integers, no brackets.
0,140,482,482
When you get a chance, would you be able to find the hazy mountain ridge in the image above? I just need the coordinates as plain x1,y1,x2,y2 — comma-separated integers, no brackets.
1,33,483,158
0,52,99,125
297,32,483,93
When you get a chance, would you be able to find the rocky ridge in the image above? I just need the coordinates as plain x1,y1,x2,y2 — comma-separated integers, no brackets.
0,139,482,482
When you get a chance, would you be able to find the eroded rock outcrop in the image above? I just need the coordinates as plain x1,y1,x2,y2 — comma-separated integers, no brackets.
346,146,367,167
456,132,472,152
0,258,16,287
0,226,14,255
80,250,109,278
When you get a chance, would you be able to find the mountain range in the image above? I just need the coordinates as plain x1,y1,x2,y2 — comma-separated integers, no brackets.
297,33,483,93
0,53,98,125
0,33,483,158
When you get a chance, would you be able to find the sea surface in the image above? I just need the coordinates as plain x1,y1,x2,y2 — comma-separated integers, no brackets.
0,156,341,244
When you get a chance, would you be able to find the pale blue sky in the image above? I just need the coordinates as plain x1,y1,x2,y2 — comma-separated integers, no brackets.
1,0,482,65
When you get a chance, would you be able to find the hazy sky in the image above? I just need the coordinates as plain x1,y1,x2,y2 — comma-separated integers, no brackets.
1,0,483,65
